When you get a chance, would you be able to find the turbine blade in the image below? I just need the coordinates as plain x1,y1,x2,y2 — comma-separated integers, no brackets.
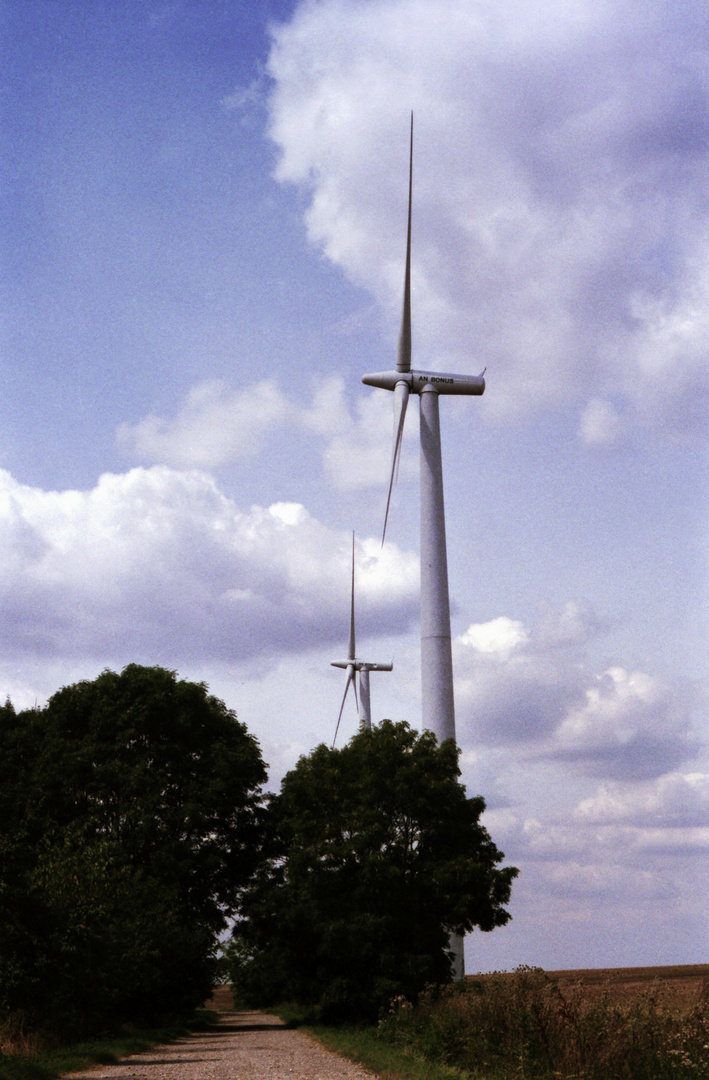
348,532,356,661
396,112,413,375
351,664,359,715
382,380,410,544
332,666,357,748
332,671,352,748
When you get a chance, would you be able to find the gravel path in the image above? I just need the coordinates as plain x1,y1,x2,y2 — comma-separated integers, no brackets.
63,1012,377,1080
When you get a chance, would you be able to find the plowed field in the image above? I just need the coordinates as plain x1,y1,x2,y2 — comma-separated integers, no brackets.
471,963,709,1007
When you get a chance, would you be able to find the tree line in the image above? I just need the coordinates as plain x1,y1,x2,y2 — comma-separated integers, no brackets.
0,664,517,1037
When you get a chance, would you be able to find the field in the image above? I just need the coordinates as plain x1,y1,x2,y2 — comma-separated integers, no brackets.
473,962,709,1007
213,965,709,1013
374,964,709,1079
204,986,235,1011
213,964,709,1016
8,970,699,1080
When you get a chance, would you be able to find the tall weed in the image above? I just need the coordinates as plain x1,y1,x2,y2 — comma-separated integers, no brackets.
377,966,709,1079
0,1013,47,1058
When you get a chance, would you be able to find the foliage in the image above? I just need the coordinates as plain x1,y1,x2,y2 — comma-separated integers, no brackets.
266,1002,471,1080
0,666,266,1037
377,966,709,1079
227,720,517,1022
0,1012,214,1080
302,1021,468,1080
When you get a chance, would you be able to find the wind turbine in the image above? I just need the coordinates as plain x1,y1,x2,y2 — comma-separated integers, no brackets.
331,533,393,745
361,115,485,978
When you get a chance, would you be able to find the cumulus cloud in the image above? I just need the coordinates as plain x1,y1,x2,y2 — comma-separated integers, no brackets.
459,616,529,658
0,466,419,668
299,374,417,488
575,772,709,827
487,797,709,869
550,667,701,778
536,601,606,648
484,791,708,910
454,609,587,745
117,375,416,488
578,398,627,447
264,0,709,437
116,380,291,467
535,860,676,902
454,607,701,779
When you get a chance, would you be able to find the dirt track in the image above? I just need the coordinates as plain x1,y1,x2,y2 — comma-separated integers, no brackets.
63,1011,375,1080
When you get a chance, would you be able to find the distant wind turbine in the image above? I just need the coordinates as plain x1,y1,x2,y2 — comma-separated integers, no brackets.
331,533,393,746
361,114,485,978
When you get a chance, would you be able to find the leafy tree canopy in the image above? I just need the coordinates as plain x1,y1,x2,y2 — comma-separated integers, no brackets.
228,720,517,1022
0,665,267,1035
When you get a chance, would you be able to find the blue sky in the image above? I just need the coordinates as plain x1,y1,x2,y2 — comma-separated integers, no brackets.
2,0,708,973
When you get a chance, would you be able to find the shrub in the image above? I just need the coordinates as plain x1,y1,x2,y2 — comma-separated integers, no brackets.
377,966,709,1079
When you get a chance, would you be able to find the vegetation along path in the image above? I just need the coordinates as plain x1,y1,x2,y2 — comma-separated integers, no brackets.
63,1012,375,1080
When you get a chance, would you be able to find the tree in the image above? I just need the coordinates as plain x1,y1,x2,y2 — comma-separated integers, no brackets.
228,720,517,1022
0,665,267,1036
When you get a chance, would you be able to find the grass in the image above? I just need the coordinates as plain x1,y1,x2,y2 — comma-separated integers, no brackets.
7,968,709,1080
302,1022,472,1080
266,966,709,1080
376,967,709,1080
264,1003,471,1080
0,1011,218,1080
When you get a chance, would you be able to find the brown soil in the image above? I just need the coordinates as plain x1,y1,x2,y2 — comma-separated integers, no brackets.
210,965,709,1013
469,963,709,1008
202,986,235,1011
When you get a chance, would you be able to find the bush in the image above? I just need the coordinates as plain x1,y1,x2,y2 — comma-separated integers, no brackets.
377,966,709,1079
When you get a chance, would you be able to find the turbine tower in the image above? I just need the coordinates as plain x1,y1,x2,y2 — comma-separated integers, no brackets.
361,115,485,978
331,533,393,745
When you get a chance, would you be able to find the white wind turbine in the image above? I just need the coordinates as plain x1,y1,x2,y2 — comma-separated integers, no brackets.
331,533,393,745
362,115,486,978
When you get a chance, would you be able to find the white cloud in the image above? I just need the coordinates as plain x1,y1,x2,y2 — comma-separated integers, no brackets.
454,607,701,778
265,0,709,437
455,611,586,745
117,374,417,490
459,615,529,658
536,860,675,902
0,466,419,668
116,380,291,468
300,374,417,489
537,601,605,648
575,772,709,827
578,398,626,447
483,795,707,910
630,826,709,854
551,667,701,778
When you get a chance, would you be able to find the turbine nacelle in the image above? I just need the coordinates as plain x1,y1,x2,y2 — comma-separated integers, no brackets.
331,659,393,672
370,367,485,541
362,369,486,395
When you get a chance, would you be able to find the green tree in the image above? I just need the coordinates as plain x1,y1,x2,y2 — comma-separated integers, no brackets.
228,720,517,1022
0,665,266,1036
